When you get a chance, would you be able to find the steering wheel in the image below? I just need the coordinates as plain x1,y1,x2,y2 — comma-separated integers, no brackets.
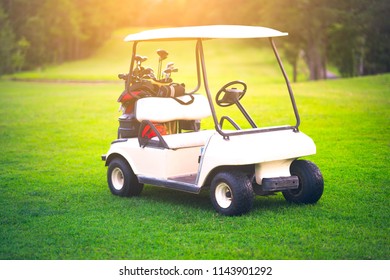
215,81,247,107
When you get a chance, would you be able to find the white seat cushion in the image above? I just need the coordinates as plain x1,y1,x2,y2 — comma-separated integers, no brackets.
135,94,211,123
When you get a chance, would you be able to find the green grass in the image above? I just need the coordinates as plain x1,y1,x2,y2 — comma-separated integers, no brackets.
0,29,389,260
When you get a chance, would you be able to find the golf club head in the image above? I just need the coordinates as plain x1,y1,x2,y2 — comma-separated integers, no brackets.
134,55,148,64
163,68,178,74
140,68,155,79
157,49,168,60
142,67,154,74
166,62,174,69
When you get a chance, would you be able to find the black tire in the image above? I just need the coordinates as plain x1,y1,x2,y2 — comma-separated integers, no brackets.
210,171,254,216
107,158,143,197
282,160,324,204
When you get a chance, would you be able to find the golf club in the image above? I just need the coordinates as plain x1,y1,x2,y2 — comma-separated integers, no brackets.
157,49,168,80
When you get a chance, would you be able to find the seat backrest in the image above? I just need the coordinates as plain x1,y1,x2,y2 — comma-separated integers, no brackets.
134,94,211,123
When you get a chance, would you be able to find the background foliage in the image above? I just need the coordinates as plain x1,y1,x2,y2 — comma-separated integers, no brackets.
1,0,389,79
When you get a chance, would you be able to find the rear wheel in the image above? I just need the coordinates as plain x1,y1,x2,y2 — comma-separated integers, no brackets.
283,160,323,204
107,158,143,197
210,171,254,216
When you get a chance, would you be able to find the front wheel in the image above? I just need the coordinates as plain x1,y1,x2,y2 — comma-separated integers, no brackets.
210,171,254,216
282,160,324,204
107,158,143,197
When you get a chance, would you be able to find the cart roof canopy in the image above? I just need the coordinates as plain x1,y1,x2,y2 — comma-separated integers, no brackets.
124,25,288,42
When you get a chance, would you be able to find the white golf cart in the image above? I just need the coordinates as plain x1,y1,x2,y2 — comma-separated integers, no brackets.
101,25,324,216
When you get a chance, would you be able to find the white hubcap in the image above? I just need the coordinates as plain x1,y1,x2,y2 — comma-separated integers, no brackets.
111,167,124,191
215,182,233,208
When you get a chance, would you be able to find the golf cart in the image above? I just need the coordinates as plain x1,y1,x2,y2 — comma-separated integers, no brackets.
101,25,324,216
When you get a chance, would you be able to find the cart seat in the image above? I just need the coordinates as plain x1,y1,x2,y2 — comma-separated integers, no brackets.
135,94,213,149
135,94,211,123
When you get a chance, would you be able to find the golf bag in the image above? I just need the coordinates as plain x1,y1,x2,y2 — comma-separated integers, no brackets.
116,81,192,139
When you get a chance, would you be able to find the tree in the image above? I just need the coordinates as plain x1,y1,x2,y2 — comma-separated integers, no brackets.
363,0,390,75
260,0,340,81
0,4,16,74
11,37,30,72
0,0,389,77
327,0,390,77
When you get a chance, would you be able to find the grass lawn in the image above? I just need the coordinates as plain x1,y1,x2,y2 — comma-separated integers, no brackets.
0,28,389,259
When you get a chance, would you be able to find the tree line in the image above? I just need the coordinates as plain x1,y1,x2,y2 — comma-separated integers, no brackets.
1,0,389,80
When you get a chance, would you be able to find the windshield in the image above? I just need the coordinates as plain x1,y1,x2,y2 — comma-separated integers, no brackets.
127,38,299,135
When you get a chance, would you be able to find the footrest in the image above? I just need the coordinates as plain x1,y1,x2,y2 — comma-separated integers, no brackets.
261,176,299,191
